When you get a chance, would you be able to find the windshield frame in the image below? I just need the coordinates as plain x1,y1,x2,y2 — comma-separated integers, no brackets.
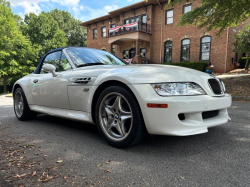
65,47,127,68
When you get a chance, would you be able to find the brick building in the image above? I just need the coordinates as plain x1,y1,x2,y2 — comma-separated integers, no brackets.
80,0,249,73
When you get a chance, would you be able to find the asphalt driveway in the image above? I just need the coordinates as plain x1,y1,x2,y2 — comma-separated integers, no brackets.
0,95,249,186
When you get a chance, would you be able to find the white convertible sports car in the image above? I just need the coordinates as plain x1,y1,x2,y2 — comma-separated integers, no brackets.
13,47,232,148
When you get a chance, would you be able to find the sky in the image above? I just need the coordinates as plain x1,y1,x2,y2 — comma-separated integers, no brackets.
9,0,143,22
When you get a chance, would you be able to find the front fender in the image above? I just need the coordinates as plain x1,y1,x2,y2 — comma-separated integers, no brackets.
12,76,35,105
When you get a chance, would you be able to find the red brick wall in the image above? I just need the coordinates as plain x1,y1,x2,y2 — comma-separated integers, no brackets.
153,0,229,73
84,0,248,73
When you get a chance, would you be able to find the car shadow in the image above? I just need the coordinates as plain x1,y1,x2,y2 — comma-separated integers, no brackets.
32,114,235,157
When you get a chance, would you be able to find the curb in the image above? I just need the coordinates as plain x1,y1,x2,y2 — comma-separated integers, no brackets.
232,96,250,101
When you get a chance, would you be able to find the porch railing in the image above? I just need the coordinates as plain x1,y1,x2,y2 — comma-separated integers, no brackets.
109,21,151,37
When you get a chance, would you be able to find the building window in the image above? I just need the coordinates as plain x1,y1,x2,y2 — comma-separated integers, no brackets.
140,48,146,57
129,48,136,58
123,50,129,59
181,39,190,62
183,4,192,14
130,16,140,23
101,27,106,37
142,15,147,24
166,9,174,25
130,16,140,31
112,47,115,55
93,29,97,39
164,41,172,62
110,24,116,36
124,19,130,24
200,36,211,61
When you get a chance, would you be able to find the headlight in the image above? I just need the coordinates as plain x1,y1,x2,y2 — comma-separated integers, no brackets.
151,82,206,96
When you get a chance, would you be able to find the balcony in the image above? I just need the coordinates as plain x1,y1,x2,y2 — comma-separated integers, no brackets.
108,22,151,44
108,21,151,37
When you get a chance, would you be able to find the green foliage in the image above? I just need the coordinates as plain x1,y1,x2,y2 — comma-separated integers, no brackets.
48,9,87,47
20,9,87,58
21,12,67,58
163,62,208,72
0,0,87,93
235,24,250,70
166,0,250,35
0,1,39,87
239,57,250,69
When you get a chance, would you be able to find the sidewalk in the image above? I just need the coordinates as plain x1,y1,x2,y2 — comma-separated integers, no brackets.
217,74,250,79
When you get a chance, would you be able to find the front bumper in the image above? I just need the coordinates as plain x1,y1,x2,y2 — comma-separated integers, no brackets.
128,84,232,136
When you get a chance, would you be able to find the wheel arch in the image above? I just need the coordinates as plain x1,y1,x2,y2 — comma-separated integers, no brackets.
91,80,143,124
12,84,22,96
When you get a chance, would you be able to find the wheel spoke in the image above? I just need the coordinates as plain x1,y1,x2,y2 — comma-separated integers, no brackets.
112,96,122,111
120,109,131,116
120,115,131,123
105,106,113,116
114,123,125,136
107,121,115,130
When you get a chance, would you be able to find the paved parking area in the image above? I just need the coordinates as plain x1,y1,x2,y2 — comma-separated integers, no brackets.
0,95,250,186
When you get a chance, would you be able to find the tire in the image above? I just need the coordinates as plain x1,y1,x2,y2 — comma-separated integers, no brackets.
14,87,37,121
95,86,146,148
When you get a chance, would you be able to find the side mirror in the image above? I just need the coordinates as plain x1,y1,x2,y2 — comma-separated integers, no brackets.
42,64,57,77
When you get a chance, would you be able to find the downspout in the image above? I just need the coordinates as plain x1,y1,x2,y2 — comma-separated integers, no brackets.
157,0,163,63
224,27,229,73
157,0,163,9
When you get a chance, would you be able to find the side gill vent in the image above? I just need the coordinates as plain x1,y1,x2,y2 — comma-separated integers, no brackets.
74,77,91,84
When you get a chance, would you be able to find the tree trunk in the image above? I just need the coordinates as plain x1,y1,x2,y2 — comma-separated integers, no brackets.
245,53,250,70
3,75,7,94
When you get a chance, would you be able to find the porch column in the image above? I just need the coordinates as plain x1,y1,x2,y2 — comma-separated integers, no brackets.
110,43,112,53
136,39,140,57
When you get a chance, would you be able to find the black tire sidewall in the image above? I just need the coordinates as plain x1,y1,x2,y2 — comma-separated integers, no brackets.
14,88,36,121
95,86,145,148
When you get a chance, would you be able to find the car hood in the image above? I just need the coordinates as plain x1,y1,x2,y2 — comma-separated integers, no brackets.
73,64,212,85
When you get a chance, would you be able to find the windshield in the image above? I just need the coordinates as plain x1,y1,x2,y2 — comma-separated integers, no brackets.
66,48,126,67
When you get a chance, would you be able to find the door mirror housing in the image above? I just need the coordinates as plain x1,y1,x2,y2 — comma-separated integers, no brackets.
42,64,57,77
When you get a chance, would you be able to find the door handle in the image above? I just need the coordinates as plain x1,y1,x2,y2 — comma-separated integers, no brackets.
33,79,38,83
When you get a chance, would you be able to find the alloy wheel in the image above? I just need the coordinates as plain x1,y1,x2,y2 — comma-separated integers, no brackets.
99,92,133,141
14,91,24,117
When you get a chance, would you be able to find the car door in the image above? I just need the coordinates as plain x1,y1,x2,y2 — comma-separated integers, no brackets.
31,51,72,109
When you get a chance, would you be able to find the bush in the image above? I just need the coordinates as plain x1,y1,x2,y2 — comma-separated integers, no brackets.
163,62,208,72
239,57,250,68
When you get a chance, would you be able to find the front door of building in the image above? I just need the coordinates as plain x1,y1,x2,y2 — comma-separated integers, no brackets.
129,48,136,59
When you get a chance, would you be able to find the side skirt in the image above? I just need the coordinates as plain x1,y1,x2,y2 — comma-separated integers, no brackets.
29,105,94,124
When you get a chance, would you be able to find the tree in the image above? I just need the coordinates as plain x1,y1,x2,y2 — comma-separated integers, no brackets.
48,9,87,47
21,12,68,58
0,1,39,93
166,0,250,35
235,24,250,70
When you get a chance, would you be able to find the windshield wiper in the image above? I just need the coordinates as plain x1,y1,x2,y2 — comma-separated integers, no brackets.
76,63,106,68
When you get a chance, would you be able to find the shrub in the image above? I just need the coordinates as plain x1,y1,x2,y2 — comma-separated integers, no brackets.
163,62,208,72
239,57,250,69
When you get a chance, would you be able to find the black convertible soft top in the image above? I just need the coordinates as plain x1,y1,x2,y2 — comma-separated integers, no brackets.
33,47,67,74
